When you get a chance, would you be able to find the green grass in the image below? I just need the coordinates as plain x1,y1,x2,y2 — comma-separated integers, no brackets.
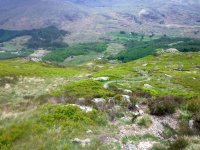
135,114,153,128
0,59,82,77
94,52,200,97
122,134,159,144
0,104,107,149
51,79,114,101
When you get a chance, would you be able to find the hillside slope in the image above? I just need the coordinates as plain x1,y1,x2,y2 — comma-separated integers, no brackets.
0,52,200,149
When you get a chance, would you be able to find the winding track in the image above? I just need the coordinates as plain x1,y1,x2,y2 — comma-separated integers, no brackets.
103,77,151,89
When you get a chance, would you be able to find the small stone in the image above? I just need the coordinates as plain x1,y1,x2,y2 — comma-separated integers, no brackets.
142,64,148,67
92,77,109,81
135,104,139,109
189,120,194,129
86,130,93,134
165,48,179,53
92,98,106,104
4,84,11,89
144,84,153,88
126,143,137,150
69,104,93,112
122,95,131,103
124,89,132,94
139,109,144,115
137,141,155,149
92,98,106,109
165,74,172,78
72,138,91,147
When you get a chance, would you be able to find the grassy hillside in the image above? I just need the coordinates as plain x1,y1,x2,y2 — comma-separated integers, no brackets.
0,52,200,149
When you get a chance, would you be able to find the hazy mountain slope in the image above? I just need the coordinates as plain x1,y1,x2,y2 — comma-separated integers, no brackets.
0,0,200,42
0,0,88,30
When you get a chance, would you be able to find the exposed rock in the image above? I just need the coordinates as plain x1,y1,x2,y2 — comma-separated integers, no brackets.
144,84,153,88
138,109,144,115
86,130,93,134
155,48,179,56
124,89,133,95
142,64,148,67
108,97,116,104
92,98,106,109
189,120,194,129
138,8,165,22
122,95,131,103
165,48,179,53
72,138,91,147
92,77,109,81
69,104,93,112
137,141,156,150
92,98,106,104
126,143,137,150
4,83,11,89
165,74,173,78
29,49,49,62
135,104,140,109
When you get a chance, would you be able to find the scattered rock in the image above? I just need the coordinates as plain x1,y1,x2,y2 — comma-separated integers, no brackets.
165,48,179,53
137,141,156,150
117,88,132,94
4,83,11,89
124,89,133,95
86,74,92,77
126,143,137,150
122,95,131,103
144,84,153,88
138,8,164,21
165,74,172,78
189,120,194,129
69,104,93,112
135,104,140,109
86,130,93,134
139,109,144,115
108,97,116,104
142,64,148,67
92,98,106,109
72,138,91,147
92,77,109,81
92,98,106,104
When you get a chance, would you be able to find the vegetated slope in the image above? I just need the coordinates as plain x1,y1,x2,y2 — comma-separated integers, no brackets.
0,52,200,149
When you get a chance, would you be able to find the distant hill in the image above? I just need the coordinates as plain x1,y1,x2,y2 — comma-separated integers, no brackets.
0,0,200,41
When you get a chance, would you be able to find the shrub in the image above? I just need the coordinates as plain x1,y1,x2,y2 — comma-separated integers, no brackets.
51,79,113,103
0,104,108,148
148,96,182,116
135,114,152,128
151,143,167,150
193,113,200,130
185,97,200,113
169,137,188,150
